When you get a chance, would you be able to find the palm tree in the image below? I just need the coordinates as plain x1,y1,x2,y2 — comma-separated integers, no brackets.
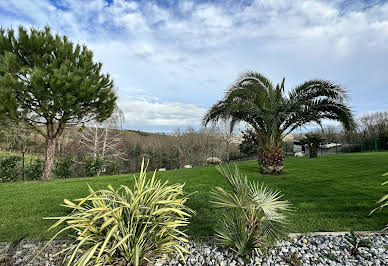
203,71,354,174
299,133,324,158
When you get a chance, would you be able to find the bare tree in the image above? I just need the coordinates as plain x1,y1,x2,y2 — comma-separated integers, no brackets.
214,120,237,162
78,107,127,175
359,111,388,139
313,125,342,143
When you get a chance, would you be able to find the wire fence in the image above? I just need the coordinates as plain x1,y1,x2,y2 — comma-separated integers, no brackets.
133,137,388,170
129,145,257,171
1,137,386,181
284,137,387,157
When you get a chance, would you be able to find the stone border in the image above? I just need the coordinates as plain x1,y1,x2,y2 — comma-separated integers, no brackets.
288,231,388,238
1,231,387,247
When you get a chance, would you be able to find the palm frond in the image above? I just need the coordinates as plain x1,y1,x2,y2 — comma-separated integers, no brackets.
211,164,291,256
204,73,354,138
370,173,388,230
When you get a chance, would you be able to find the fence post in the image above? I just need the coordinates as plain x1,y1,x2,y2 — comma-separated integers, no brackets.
211,144,214,164
22,151,25,181
375,138,378,152
176,147,180,169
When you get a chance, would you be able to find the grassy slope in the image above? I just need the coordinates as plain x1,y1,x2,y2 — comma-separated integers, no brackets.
0,152,387,242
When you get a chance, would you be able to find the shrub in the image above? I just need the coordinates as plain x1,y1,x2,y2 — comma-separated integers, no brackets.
211,165,291,258
105,160,121,175
0,155,21,182
25,159,44,181
83,156,103,177
37,160,194,265
53,155,75,179
370,172,388,229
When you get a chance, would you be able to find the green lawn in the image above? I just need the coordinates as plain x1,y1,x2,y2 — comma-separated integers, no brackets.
0,152,387,242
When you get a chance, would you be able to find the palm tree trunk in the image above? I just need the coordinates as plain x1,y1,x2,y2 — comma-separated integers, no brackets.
310,144,318,158
258,145,284,174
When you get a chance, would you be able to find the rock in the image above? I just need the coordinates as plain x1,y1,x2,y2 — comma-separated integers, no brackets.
237,257,244,264
206,157,222,165
22,244,35,249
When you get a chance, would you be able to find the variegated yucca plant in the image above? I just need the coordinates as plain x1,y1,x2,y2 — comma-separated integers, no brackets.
211,165,291,257
370,172,388,230
34,159,194,266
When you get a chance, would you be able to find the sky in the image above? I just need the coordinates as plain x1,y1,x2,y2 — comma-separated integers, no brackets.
0,0,387,132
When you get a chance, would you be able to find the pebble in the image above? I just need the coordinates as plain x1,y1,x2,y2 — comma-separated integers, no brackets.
1,234,388,265
157,234,388,266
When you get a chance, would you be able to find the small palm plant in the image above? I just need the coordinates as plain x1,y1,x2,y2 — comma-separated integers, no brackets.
370,172,388,230
203,71,354,174
211,165,291,257
34,159,194,266
299,133,324,158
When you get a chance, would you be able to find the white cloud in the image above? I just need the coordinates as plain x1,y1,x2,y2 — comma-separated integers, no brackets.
118,97,206,131
119,12,150,32
0,0,387,131
144,2,170,25
179,1,194,13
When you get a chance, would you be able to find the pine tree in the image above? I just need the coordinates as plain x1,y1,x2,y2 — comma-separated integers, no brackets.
0,26,117,180
239,128,259,157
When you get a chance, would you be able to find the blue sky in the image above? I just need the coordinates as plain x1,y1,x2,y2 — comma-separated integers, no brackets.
0,0,387,132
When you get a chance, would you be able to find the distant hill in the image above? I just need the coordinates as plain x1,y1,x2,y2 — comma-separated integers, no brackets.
124,129,167,137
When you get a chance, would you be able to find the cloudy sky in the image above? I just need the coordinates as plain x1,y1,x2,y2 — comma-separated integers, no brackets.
0,0,387,132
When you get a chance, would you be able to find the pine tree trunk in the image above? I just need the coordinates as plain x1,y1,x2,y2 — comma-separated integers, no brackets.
42,138,56,181
258,145,284,174
226,141,229,162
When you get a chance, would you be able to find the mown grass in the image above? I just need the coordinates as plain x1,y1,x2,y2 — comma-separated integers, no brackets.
0,152,387,242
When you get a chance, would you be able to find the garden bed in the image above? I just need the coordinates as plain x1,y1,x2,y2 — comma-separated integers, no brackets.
159,232,388,265
1,232,387,266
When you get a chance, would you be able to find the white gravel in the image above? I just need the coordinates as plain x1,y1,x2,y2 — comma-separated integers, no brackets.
1,233,387,265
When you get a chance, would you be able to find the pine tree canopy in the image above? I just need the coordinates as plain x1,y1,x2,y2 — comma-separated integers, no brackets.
0,26,117,139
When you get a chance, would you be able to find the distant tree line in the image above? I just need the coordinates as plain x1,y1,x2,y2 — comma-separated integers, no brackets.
0,121,244,179
308,111,388,146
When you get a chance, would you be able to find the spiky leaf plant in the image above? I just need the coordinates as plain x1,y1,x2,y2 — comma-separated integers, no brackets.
34,160,194,266
211,165,291,257
344,231,371,256
370,172,388,230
